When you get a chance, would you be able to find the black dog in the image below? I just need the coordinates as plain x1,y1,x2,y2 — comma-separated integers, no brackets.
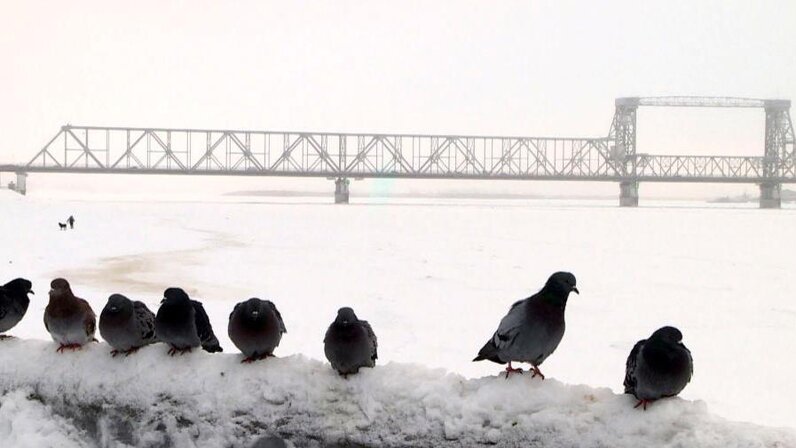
58,222,67,230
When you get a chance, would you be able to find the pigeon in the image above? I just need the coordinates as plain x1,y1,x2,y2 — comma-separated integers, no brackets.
473,271,578,379
155,287,222,355
44,278,97,352
99,293,158,357
624,326,693,410
0,278,34,338
323,307,378,377
228,298,287,363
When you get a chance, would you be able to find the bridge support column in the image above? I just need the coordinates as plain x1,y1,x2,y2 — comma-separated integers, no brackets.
14,172,27,195
334,177,350,204
759,182,781,209
619,181,639,207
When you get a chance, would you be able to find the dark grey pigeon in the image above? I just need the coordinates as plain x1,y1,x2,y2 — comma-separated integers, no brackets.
99,294,158,356
0,278,34,338
324,307,378,377
473,271,578,379
228,298,287,363
624,326,693,410
155,287,222,355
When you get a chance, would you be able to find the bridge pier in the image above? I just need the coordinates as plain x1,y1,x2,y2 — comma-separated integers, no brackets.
759,182,781,209
334,177,350,204
619,181,639,207
13,172,27,195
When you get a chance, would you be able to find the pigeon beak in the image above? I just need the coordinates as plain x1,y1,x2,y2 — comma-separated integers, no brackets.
572,287,580,294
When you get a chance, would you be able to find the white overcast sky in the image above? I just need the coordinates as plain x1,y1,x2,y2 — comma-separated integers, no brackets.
1,1,795,197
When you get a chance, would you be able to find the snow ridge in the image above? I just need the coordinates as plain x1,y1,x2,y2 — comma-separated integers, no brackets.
0,339,793,448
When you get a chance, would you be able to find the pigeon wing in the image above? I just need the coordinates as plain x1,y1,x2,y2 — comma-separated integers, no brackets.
229,302,243,321
683,342,694,382
492,298,530,351
133,301,158,344
76,298,97,340
192,300,222,352
361,320,378,360
267,301,287,334
0,288,7,320
624,339,645,394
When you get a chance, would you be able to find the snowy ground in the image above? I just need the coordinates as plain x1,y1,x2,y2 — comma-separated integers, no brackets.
1,190,795,444
0,339,793,447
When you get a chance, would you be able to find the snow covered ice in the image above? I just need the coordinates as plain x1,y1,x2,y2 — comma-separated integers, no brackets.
1,190,796,446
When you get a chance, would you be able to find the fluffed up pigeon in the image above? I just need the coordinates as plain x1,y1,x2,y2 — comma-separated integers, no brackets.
155,287,222,355
624,326,693,410
44,278,97,352
0,278,34,338
473,271,578,379
228,298,287,363
324,307,378,377
99,293,159,357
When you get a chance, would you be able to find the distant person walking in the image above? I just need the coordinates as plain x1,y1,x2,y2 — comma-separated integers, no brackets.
67,215,75,229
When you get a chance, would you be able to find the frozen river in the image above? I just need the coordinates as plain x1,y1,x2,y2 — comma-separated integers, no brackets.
1,192,794,430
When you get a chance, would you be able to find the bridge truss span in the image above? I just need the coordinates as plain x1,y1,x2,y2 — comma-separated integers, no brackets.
26,126,627,180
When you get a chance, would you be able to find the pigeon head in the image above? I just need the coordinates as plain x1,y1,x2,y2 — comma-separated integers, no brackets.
544,272,579,297
335,307,358,325
49,278,72,296
163,287,190,303
105,294,134,315
4,278,34,296
240,298,270,321
650,326,683,343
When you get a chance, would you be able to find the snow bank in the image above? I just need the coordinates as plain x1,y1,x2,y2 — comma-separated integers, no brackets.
0,339,793,448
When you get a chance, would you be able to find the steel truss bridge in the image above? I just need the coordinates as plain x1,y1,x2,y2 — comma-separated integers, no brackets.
1,96,794,207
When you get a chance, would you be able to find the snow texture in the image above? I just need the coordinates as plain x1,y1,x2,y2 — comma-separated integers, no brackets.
0,339,793,448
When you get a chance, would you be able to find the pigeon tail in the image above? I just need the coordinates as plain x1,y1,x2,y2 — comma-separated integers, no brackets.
191,300,223,353
201,334,223,353
473,338,503,364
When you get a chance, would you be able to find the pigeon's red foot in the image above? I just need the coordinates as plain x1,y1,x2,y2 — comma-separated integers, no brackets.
634,399,654,410
168,346,192,356
123,346,141,357
110,349,120,357
530,365,545,380
241,353,270,364
56,343,83,353
503,362,524,379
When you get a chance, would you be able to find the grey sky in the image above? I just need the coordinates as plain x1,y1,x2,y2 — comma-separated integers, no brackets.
1,1,795,197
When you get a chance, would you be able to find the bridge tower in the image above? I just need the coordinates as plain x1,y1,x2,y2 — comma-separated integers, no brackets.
609,98,639,206
761,100,794,208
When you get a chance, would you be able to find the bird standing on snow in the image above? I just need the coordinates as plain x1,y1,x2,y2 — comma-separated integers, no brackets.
624,326,693,410
99,294,158,357
473,271,578,379
228,298,286,363
0,278,34,338
155,287,222,355
44,278,97,352
324,307,378,377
